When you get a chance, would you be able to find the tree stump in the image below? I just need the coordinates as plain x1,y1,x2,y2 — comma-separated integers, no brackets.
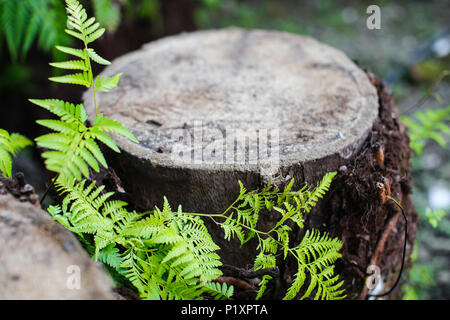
0,194,115,299
84,28,417,299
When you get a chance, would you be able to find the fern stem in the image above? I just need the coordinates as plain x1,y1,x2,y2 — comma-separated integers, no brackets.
93,84,98,115
79,20,97,115
365,196,408,299
185,211,271,237
84,46,98,115
40,175,58,205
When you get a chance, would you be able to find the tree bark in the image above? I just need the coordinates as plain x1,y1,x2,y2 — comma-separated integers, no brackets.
83,29,417,299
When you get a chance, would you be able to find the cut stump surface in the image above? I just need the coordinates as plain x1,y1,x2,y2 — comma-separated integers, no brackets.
85,28,378,170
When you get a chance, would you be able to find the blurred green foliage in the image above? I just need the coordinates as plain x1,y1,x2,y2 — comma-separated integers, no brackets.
0,0,68,62
402,245,437,300
401,105,450,155
423,207,448,229
0,0,162,62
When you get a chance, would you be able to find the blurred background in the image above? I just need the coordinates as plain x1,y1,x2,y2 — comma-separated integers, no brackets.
0,0,448,299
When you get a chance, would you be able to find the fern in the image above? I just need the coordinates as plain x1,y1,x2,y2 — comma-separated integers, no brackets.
184,172,346,300
285,229,345,300
0,0,65,61
50,179,225,300
401,105,450,155
0,128,33,178
49,0,106,89
204,281,234,300
47,172,345,300
29,99,137,184
29,0,138,184
0,0,122,61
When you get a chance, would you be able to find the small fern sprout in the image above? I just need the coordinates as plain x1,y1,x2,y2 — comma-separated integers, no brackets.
49,0,119,115
0,128,33,178
29,0,138,184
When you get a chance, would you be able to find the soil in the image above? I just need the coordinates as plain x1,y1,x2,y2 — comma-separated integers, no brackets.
323,68,418,300
0,173,40,209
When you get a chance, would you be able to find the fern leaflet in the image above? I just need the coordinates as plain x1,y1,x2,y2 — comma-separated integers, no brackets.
29,97,137,183
285,229,345,300
0,128,33,178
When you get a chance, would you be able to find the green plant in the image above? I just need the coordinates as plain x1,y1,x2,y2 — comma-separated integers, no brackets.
401,102,449,235
47,172,344,300
0,129,33,178
48,180,230,299
29,0,137,185
0,0,67,61
422,207,447,229
91,0,120,33
402,244,437,300
0,0,121,62
401,105,450,155
399,77,450,299
28,0,345,300
187,172,345,300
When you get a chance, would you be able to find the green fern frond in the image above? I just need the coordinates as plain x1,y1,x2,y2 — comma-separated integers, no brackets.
52,179,226,300
121,247,148,293
44,0,122,113
401,105,450,155
87,48,110,65
301,171,337,213
204,282,234,300
97,243,123,271
221,214,245,243
0,0,69,61
253,252,277,299
55,45,86,59
49,59,88,71
49,71,92,87
28,1,137,182
284,229,345,300
29,98,137,183
96,73,123,92
92,112,138,143
0,128,33,178
201,173,344,300
117,198,225,299
28,99,88,125
120,214,164,239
